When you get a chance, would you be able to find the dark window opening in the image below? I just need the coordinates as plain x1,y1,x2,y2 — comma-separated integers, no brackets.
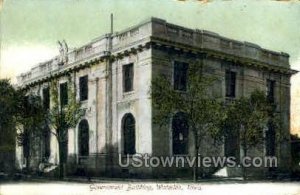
22,129,30,161
78,120,89,156
225,70,236,98
267,79,275,103
174,61,188,91
123,64,134,92
224,130,240,162
42,87,50,110
79,75,88,101
122,113,136,155
43,127,50,161
60,139,68,163
172,112,189,155
60,82,68,107
266,122,276,156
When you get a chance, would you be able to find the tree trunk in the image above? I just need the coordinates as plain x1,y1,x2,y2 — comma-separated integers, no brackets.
58,141,64,179
193,129,199,182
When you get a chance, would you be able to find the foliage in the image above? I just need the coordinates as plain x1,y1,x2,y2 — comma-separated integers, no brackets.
16,93,47,148
151,61,226,180
224,90,274,155
152,62,226,144
3,75,84,176
48,76,84,178
151,59,278,180
0,79,49,171
0,79,19,152
49,77,84,143
291,134,300,175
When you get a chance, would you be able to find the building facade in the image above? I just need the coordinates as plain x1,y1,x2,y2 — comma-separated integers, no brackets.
16,18,296,178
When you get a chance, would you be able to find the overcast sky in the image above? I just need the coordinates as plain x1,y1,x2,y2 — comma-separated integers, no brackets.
0,0,299,134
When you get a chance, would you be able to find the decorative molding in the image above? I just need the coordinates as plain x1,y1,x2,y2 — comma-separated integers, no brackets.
150,38,297,76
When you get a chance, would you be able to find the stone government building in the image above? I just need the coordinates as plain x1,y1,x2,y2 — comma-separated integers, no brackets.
16,17,296,178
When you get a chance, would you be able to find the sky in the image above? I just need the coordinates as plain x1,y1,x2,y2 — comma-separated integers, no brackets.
0,0,299,135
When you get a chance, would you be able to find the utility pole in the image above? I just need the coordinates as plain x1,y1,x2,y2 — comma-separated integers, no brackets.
110,13,113,35
105,13,114,176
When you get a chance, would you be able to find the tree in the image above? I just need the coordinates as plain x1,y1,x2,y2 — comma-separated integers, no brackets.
48,77,84,178
0,79,47,173
224,90,274,179
16,93,47,171
16,76,83,178
1,77,83,177
0,79,19,172
151,61,226,181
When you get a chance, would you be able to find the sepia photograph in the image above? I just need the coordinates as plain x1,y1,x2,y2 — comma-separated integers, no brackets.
0,0,300,194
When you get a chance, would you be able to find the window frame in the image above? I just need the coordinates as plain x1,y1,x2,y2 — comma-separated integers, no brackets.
122,113,136,155
79,75,88,101
42,126,51,161
123,63,134,93
266,79,275,103
225,70,236,98
59,82,68,107
172,112,189,156
42,87,50,110
173,61,189,91
78,119,89,157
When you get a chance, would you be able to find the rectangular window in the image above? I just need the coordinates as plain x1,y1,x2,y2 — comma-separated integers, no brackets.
42,87,50,110
174,61,188,91
43,127,50,160
267,79,275,103
60,82,68,107
123,63,134,92
79,75,88,101
225,70,236,98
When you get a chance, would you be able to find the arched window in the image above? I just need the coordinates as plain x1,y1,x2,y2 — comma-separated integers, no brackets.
78,120,89,156
122,113,136,155
172,112,189,155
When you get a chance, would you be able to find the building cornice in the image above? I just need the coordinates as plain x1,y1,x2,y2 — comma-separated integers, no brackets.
22,54,108,89
20,43,152,89
17,17,298,89
150,36,298,76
